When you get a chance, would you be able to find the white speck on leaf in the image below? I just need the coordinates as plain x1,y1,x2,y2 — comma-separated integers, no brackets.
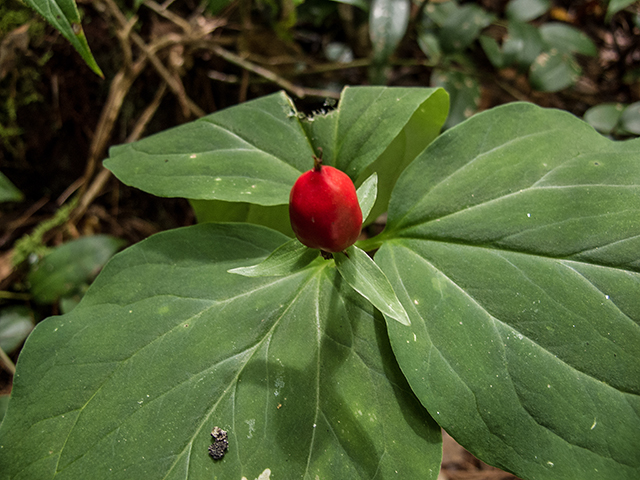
245,419,255,439
241,468,271,480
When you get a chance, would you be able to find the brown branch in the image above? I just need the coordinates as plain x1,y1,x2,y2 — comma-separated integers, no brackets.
143,0,192,32
209,43,340,99
126,81,168,143
131,34,206,118
0,345,16,375
72,81,171,225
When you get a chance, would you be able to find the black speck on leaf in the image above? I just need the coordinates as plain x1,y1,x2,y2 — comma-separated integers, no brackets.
208,426,228,460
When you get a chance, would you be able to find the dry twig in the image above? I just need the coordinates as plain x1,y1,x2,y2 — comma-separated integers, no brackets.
208,43,340,99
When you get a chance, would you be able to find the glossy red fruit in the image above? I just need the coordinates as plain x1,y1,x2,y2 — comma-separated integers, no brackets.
289,156,362,253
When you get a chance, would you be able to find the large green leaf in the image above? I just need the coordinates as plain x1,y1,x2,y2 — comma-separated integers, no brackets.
106,92,311,206
0,223,442,479
107,87,448,225
190,199,294,235
377,103,640,479
308,87,449,223
22,0,103,77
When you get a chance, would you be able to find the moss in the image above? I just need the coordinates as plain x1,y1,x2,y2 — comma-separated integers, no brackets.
0,0,48,161
0,0,41,36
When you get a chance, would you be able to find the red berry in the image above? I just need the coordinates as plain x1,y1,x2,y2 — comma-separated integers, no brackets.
289,156,362,253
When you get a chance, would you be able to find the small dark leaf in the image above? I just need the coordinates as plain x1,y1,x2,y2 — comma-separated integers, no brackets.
506,0,550,22
539,23,597,56
479,35,504,68
439,4,494,53
431,71,480,129
0,306,34,354
28,235,125,304
0,172,23,203
369,0,411,73
529,50,581,92
503,20,545,69
584,103,625,135
619,101,640,135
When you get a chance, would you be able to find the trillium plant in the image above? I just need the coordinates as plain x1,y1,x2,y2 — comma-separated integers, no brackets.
1,87,639,480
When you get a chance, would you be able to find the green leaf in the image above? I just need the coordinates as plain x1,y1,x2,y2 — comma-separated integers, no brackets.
330,0,370,10
21,0,103,77
423,0,459,26
506,0,550,22
356,172,378,221
106,92,311,206
107,87,448,229
369,0,411,85
606,0,636,21
0,172,23,203
584,103,625,135
539,23,597,56
0,306,34,354
0,223,441,479
529,49,581,92
438,4,494,53
479,35,504,68
309,86,449,224
369,0,411,82
335,246,410,326
502,20,545,69
431,70,480,129
190,199,294,236
27,235,126,304
417,30,442,64
380,102,640,479
228,238,320,276
619,101,640,135
0,395,9,425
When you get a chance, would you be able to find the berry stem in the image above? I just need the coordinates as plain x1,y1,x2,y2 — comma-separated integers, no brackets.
313,147,324,172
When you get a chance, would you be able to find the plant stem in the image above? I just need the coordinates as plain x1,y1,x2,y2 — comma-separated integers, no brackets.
0,346,16,375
